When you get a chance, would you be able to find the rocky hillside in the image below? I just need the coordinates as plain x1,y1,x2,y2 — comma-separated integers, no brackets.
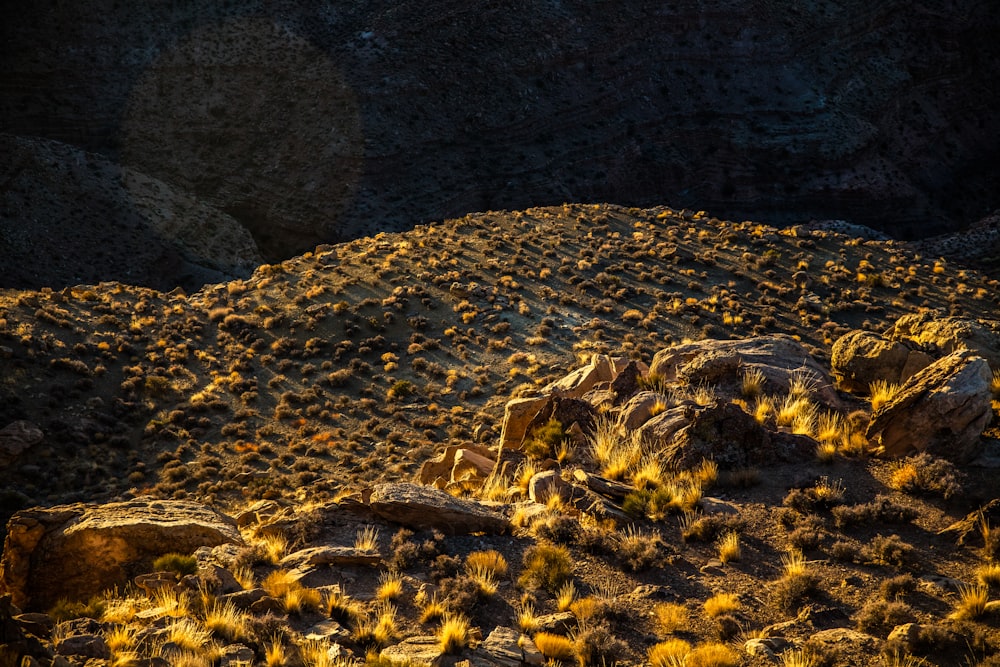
3,1,1000,288
1,204,1000,667
2,204,1000,665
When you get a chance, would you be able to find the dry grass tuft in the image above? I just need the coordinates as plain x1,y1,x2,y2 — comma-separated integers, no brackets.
438,612,471,654
703,593,740,618
653,602,689,634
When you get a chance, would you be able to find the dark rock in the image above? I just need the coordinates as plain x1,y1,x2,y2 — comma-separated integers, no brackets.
368,483,508,535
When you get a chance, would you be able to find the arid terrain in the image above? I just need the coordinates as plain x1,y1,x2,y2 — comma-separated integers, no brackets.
1,204,1000,666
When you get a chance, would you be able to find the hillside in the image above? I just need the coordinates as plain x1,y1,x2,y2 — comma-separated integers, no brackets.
2,205,1000,665
3,0,1000,289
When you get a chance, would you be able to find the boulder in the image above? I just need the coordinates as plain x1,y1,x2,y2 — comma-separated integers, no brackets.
649,335,842,408
499,356,646,449
891,313,1000,369
0,500,242,611
368,483,508,535
519,396,597,451
866,350,992,462
381,636,443,666
279,546,382,569
0,421,43,469
419,445,496,489
618,391,671,431
527,471,569,504
655,402,787,470
830,330,913,393
473,626,544,667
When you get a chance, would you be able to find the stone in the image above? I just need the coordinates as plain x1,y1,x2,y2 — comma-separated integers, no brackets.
220,588,267,611
534,611,576,634
499,396,550,449
368,483,508,535
234,499,287,528
609,360,643,403
418,445,496,489
304,619,349,642
618,391,670,431
527,471,569,505
14,612,53,640
656,402,783,469
280,546,382,569
381,636,442,666
891,313,1000,369
218,644,255,667
743,637,789,657
0,421,43,469
133,572,183,596
55,634,109,660
807,627,881,654
830,330,912,393
0,500,243,611
650,335,842,408
866,350,992,462
543,354,614,398
520,396,598,451
474,626,544,667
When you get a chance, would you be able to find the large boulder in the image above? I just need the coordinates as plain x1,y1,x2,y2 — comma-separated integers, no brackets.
830,330,930,393
649,335,842,408
890,313,1000,370
866,350,993,462
368,483,508,535
0,500,243,611
418,444,496,489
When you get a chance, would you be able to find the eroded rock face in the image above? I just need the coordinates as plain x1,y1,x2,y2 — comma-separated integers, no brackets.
0,500,243,611
866,350,992,462
0,421,43,469
658,401,780,470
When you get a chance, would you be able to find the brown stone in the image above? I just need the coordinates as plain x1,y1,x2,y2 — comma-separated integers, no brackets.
0,500,242,611
891,313,1000,369
368,483,508,535
866,350,992,462
830,330,912,393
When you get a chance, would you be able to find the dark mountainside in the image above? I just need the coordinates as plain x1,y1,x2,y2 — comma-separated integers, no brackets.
3,0,1000,290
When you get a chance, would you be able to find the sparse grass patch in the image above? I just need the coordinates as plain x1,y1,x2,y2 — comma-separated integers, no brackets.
152,552,198,577
717,531,741,564
354,525,380,551
887,453,962,499
951,584,991,620
653,602,688,634
438,612,471,653
869,379,901,411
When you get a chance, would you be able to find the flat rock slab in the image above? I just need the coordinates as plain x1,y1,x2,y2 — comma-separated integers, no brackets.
368,483,509,535
0,500,242,611
279,546,382,569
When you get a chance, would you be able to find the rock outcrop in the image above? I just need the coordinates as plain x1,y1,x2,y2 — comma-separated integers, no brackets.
890,314,1000,370
649,335,842,409
0,500,243,611
866,350,993,462
830,330,931,393
368,483,508,535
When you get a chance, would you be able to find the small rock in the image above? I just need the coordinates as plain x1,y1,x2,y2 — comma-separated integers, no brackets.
381,636,443,666
55,634,110,659
218,643,255,667
527,470,568,504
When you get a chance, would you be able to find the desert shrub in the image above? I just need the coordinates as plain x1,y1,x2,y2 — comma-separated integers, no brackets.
829,540,858,562
831,497,918,529
533,513,580,544
152,552,198,577
388,528,420,570
864,534,916,569
573,621,627,667
617,526,663,571
48,596,106,622
523,418,564,460
880,574,917,600
681,513,732,543
519,544,573,593
855,599,915,634
888,453,963,499
430,554,461,582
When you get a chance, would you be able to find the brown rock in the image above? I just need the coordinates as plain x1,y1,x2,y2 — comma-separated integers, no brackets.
474,626,544,667
418,445,496,489
830,330,912,393
381,636,443,666
618,391,671,431
0,500,242,611
520,396,597,451
0,421,43,469
527,471,569,505
55,634,109,660
891,313,1000,369
660,402,778,470
866,350,992,462
650,335,842,408
279,546,382,569
368,483,508,535
499,395,550,449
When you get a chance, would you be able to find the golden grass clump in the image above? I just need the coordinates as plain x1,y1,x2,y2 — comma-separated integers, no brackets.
740,367,765,398
556,581,577,612
648,638,691,667
465,549,508,577
703,593,740,618
869,379,901,411
977,562,1000,588
516,601,540,634
653,602,688,634
419,593,447,624
950,583,991,620
202,601,250,642
438,613,472,653
717,531,741,564
164,618,212,652
533,631,577,662
354,525,380,551
685,642,740,667
376,571,404,601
